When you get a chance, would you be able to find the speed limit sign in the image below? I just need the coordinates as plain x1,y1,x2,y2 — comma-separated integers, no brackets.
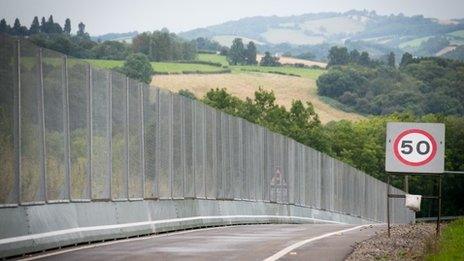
385,122,445,173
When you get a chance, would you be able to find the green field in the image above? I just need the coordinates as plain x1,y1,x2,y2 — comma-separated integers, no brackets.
86,54,325,79
399,36,433,49
447,30,464,38
426,219,464,260
233,65,324,79
197,53,229,66
85,59,226,73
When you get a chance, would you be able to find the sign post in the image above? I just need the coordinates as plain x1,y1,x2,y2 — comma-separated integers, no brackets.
385,122,445,236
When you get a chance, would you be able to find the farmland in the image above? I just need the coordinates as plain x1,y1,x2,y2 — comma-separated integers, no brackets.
86,54,363,123
152,72,364,124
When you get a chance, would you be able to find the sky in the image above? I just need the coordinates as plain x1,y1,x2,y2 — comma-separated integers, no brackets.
1,0,464,35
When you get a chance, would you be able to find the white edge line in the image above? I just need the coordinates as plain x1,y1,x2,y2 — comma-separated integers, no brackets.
263,224,373,261
0,215,344,246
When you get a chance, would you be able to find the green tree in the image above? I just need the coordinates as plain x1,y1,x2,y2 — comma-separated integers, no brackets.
64,18,71,34
358,51,371,66
0,19,10,33
259,51,281,66
77,22,88,38
387,52,395,67
178,89,197,100
227,38,246,65
349,49,360,64
245,41,257,65
400,52,414,68
327,46,349,66
121,53,154,84
29,16,40,34
40,17,46,32
91,41,131,60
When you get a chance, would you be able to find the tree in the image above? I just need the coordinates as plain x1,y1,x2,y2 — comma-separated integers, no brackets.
64,18,71,34
121,53,154,84
259,51,281,66
358,51,370,66
29,17,40,34
77,22,87,37
11,18,28,36
349,49,360,64
387,52,395,67
245,41,257,65
227,38,246,65
0,19,10,33
400,52,414,68
327,46,349,66
40,17,46,32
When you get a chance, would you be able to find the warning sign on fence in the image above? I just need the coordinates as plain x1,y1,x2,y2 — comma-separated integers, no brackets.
385,122,445,173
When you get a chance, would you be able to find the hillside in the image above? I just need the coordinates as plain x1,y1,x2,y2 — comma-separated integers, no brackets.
151,72,363,124
180,10,464,60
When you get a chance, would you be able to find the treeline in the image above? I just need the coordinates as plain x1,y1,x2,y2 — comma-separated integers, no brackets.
181,87,464,216
318,47,464,116
0,16,224,62
132,30,196,61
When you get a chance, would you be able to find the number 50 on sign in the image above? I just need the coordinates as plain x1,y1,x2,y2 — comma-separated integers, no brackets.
385,122,445,173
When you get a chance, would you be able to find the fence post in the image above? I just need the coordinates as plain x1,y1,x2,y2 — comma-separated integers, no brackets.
63,55,71,201
107,71,113,200
38,48,47,203
125,77,129,200
139,83,145,199
87,63,93,200
14,39,22,205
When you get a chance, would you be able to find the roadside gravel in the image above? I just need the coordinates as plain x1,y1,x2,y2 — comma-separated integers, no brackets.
346,223,439,260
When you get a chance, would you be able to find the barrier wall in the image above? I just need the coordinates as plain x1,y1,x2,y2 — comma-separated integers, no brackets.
0,35,414,257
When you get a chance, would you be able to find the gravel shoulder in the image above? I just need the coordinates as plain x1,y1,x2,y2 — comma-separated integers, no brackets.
346,223,438,260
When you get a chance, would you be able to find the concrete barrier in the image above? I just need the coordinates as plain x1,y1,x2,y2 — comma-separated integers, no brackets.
0,199,379,258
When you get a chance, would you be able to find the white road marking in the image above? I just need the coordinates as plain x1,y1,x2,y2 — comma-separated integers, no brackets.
263,224,373,261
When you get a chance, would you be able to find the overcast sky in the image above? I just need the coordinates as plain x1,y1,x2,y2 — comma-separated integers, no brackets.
1,0,463,35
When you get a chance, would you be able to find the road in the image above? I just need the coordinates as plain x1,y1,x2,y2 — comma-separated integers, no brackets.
26,223,383,261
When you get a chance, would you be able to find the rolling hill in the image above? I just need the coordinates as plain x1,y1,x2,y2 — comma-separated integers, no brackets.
179,10,464,60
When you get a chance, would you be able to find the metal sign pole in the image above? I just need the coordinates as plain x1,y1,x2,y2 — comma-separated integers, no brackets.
387,173,391,237
437,174,442,235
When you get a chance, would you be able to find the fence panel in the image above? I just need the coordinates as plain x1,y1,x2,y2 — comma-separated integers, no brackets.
157,89,172,199
42,49,67,202
231,117,242,200
143,86,157,198
182,96,194,198
128,80,143,199
110,72,127,199
193,101,205,198
215,111,224,199
264,130,273,202
256,126,265,201
172,94,183,198
19,42,46,203
90,67,110,200
0,35,18,205
205,106,216,199
222,113,232,199
287,139,295,205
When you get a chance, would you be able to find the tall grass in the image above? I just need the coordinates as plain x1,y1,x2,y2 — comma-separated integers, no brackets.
426,219,464,260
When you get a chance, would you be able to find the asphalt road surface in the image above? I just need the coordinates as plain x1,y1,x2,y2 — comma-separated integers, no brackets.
26,223,384,261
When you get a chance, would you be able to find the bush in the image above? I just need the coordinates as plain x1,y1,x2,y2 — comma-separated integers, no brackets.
121,53,154,84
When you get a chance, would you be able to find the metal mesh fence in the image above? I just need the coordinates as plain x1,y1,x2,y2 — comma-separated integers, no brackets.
110,71,127,199
0,35,18,205
0,36,414,224
90,67,110,200
42,48,67,202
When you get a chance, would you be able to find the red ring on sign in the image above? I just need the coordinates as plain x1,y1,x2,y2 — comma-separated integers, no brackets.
393,129,437,166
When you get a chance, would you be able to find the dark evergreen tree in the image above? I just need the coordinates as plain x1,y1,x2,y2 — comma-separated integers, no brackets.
387,52,395,67
11,18,28,35
400,52,414,68
227,38,246,65
64,18,71,34
358,51,370,66
349,49,360,64
29,17,40,34
0,19,9,33
245,41,257,65
40,17,46,32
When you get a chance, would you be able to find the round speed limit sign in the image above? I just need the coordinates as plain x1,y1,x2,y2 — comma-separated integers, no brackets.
393,129,437,166
385,122,444,173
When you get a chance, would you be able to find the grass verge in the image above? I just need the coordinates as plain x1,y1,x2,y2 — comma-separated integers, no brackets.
425,219,464,260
